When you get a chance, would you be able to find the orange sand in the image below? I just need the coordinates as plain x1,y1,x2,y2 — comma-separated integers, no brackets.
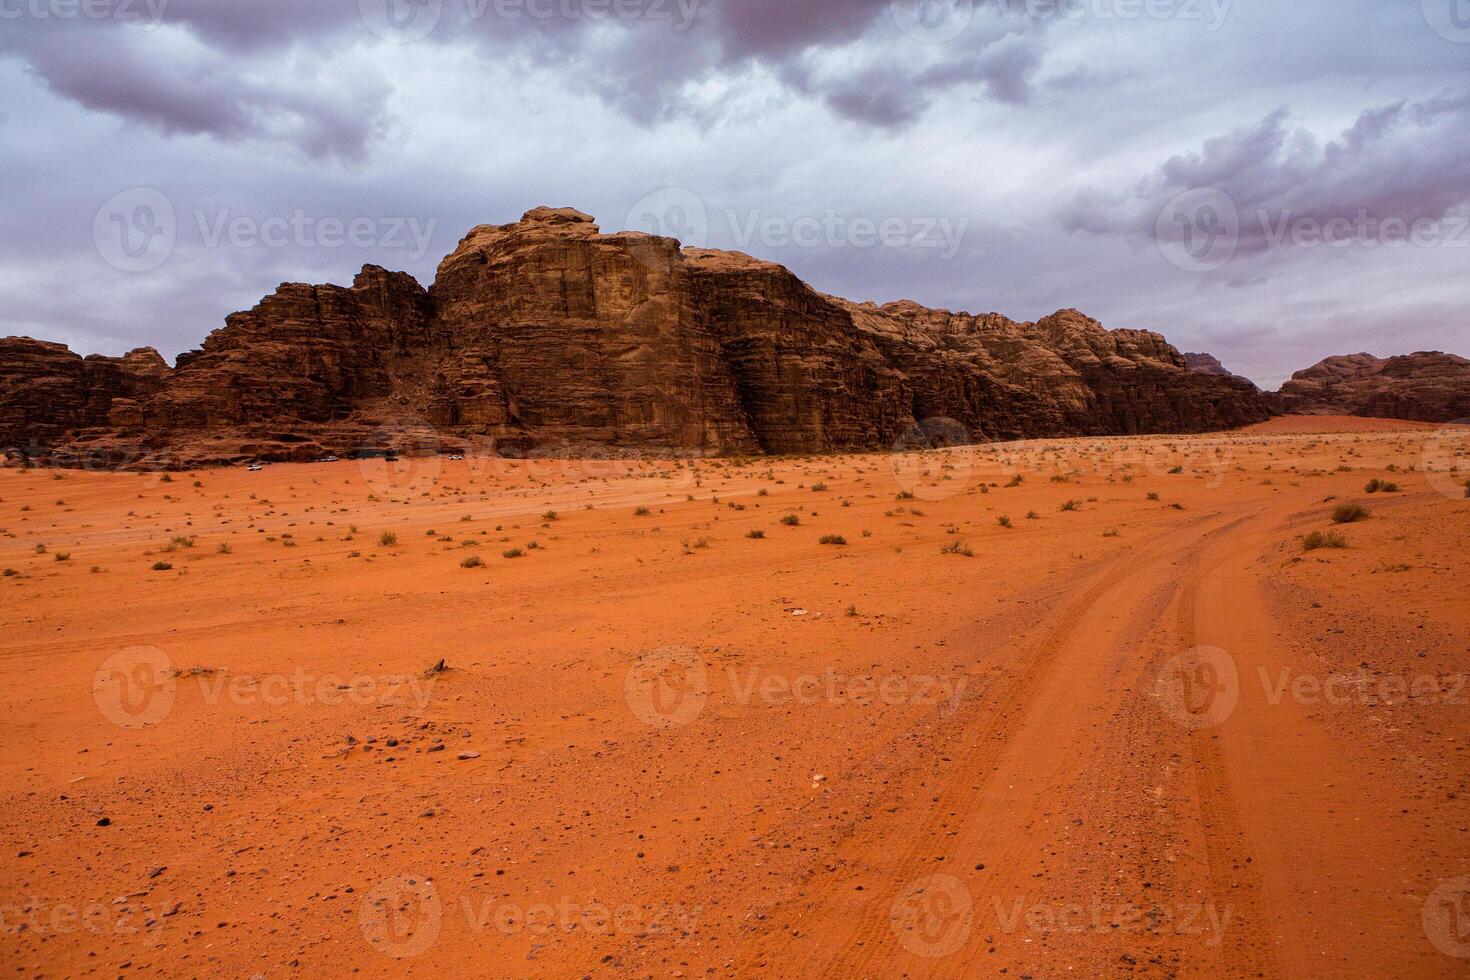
1,417,1468,977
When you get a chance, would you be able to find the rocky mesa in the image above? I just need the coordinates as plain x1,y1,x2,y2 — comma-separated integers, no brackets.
1271,352,1470,422
2,206,1277,468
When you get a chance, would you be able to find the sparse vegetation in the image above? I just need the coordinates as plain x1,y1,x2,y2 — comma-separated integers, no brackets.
1060,499,1081,512
780,514,800,526
1301,530,1348,552
997,515,1012,528
633,506,651,516
746,529,765,539
502,548,524,559
460,554,485,568
819,534,847,546
378,531,398,547
1331,503,1369,524
1365,479,1399,493
939,540,973,556
151,561,173,571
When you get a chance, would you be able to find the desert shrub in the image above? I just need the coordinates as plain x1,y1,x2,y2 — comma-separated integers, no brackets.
633,506,651,516
502,548,523,559
1059,499,1081,512
151,561,173,571
896,491,915,500
542,510,558,521
460,555,485,568
780,514,800,526
997,515,1012,528
940,540,973,556
378,531,398,547
1364,479,1399,494
811,482,828,492
819,534,847,546
746,529,765,539
1301,530,1347,551
1147,491,1160,501
1331,503,1369,524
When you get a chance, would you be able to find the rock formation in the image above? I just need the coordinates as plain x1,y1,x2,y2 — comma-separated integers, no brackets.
2,206,1277,469
1272,352,1470,422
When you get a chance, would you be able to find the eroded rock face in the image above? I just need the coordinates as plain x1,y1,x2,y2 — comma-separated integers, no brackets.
4,206,1279,468
1273,352,1470,422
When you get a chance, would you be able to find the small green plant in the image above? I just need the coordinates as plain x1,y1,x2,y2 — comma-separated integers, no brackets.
633,506,651,517
1301,530,1347,552
746,529,766,539
502,548,524,559
1331,503,1369,524
997,515,1012,528
378,531,398,547
1364,479,1399,494
151,560,173,571
939,540,973,556
811,482,828,492
780,514,800,526
460,555,485,568
1059,499,1081,512
216,542,232,554
1147,491,1160,501
542,510,558,521
819,534,847,546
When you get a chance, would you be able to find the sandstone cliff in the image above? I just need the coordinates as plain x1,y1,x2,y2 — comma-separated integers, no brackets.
2,207,1276,468
1272,352,1470,422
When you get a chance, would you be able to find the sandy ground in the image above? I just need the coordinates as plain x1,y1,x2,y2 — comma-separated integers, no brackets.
1,416,1468,979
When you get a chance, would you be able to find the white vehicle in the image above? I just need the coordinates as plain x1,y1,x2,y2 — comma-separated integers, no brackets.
247,463,263,472
321,455,339,463
448,454,464,461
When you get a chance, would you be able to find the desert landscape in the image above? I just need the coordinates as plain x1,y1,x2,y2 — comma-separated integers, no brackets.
2,414,1467,977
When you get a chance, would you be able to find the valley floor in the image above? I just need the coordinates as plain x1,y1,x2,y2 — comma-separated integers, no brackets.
1,417,1467,978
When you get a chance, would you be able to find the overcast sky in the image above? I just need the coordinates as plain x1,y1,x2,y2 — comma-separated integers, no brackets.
1,0,1466,388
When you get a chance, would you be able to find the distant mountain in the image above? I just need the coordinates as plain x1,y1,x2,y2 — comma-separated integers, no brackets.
1271,352,1470,422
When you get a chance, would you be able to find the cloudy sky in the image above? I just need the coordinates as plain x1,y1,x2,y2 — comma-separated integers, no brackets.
1,0,1466,388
